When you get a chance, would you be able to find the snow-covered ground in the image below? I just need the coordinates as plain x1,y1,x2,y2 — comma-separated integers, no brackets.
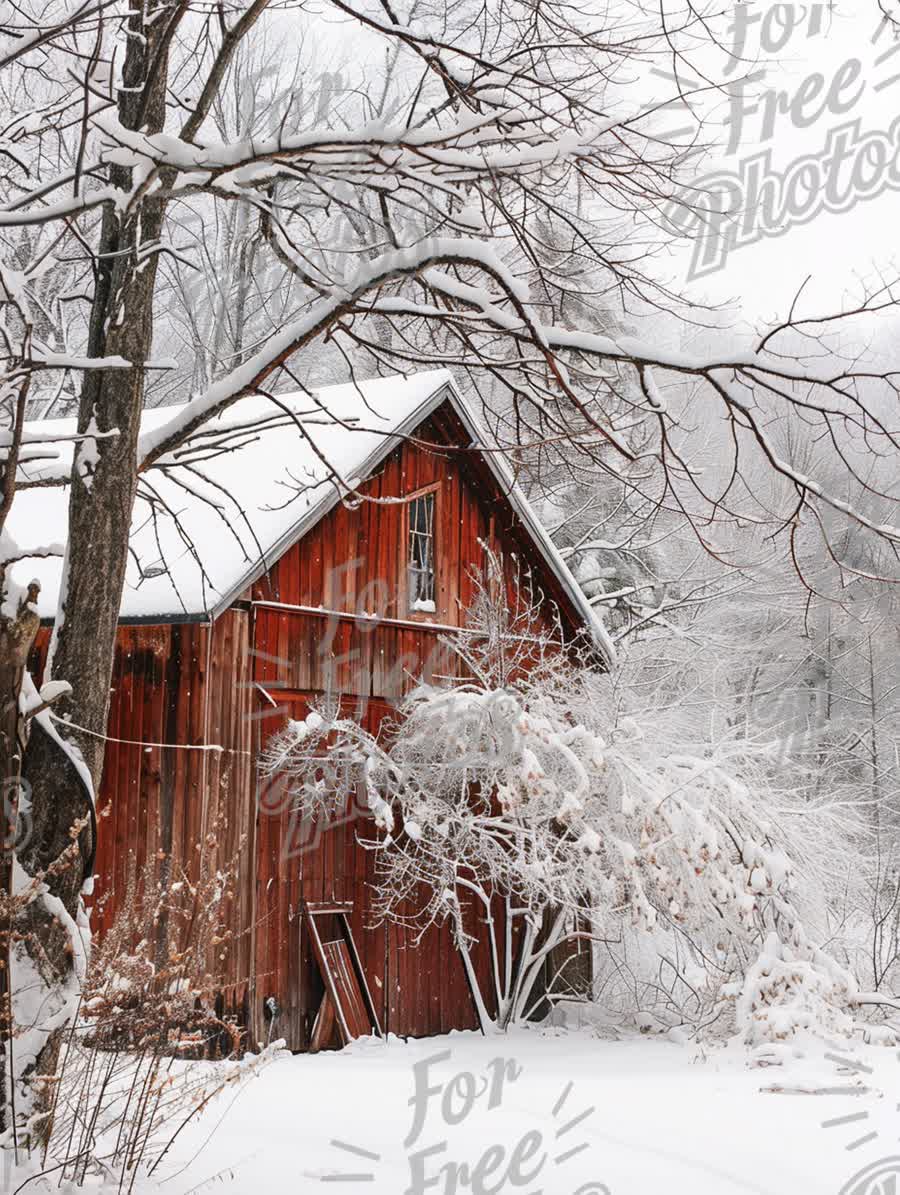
137,1027,900,1195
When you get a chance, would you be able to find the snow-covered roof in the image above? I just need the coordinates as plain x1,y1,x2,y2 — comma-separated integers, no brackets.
10,370,612,660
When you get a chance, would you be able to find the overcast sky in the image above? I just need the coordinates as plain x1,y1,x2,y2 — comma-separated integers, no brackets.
657,1,899,335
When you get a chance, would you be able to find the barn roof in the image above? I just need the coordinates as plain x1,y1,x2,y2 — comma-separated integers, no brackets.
11,370,612,660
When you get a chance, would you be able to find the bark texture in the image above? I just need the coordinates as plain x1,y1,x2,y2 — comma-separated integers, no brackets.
10,7,175,1139
48,5,173,788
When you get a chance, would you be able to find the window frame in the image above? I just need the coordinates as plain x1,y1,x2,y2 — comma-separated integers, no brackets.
403,482,441,619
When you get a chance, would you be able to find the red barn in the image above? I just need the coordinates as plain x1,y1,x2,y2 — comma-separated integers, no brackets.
20,371,609,1050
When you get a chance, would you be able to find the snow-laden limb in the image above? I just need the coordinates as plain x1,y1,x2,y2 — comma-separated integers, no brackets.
137,237,526,468
0,543,64,566
90,106,613,186
30,351,176,371
21,671,94,810
0,187,120,227
0,0,897,585
127,258,899,567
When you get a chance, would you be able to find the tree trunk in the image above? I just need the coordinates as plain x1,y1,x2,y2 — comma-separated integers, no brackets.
0,586,41,1137
47,6,172,789
12,6,175,1138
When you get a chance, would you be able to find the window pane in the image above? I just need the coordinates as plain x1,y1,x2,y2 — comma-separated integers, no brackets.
408,493,436,608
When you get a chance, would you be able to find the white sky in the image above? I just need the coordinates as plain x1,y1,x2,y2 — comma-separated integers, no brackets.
658,0,900,330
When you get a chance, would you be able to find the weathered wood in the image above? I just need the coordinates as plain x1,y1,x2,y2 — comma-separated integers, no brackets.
309,990,336,1053
305,905,380,1049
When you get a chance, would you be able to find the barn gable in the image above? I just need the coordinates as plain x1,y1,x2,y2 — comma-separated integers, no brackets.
228,381,612,663
249,398,602,649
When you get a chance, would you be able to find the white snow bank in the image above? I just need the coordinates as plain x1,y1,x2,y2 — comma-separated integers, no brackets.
56,1028,900,1195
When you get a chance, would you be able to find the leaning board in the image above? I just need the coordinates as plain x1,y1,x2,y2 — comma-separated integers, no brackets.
305,902,382,1050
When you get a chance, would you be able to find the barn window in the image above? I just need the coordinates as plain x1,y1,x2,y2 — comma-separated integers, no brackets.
407,491,436,612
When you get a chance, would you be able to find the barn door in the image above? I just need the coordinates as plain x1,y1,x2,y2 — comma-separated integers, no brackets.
305,902,383,1051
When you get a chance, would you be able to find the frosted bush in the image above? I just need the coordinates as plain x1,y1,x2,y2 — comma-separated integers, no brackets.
734,932,858,1047
263,560,840,1037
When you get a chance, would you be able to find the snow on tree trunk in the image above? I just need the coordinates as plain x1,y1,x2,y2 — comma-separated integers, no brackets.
15,682,94,1142
0,584,40,1137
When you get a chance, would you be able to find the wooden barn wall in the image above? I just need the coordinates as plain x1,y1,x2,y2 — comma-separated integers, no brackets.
250,685,496,1050
248,402,578,636
203,609,255,1021
29,613,255,1025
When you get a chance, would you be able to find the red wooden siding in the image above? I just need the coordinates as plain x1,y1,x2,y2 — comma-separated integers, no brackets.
248,403,577,640
30,615,255,1024
249,689,487,1049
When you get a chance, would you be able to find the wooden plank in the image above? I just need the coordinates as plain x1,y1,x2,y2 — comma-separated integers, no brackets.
324,938,370,1039
236,612,255,1015
134,637,156,895
306,910,351,1043
305,905,380,1047
252,610,275,1043
118,637,139,918
119,636,137,922
144,628,168,916
104,640,125,932
309,990,337,1053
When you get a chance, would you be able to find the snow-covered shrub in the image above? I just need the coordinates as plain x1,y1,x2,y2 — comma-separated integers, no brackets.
81,845,242,1057
262,557,851,1038
583,668,877,1046
6,841,274,1190
15,1038,285,1192
734,932,857,1047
